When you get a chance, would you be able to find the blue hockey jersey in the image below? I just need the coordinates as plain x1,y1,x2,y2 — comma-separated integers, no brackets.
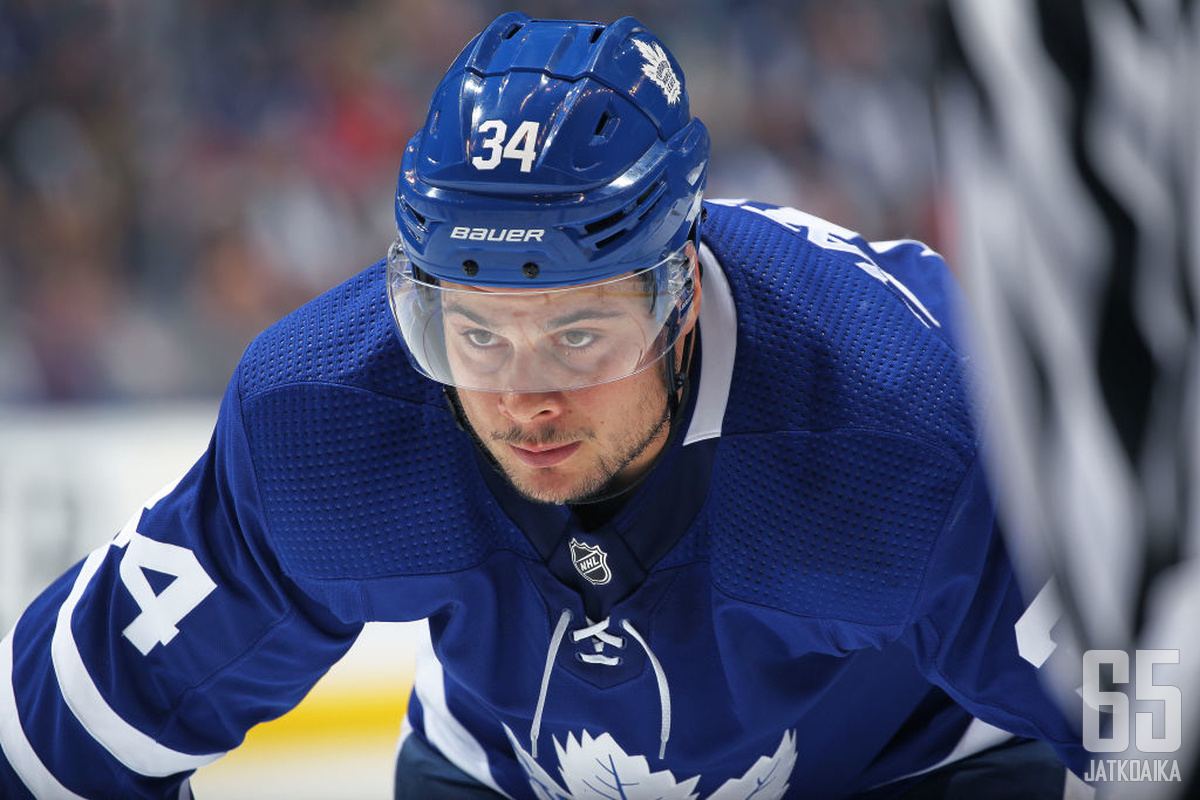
0,201,1086,799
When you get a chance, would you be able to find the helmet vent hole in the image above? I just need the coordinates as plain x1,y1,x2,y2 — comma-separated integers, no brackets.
502,23,523,40
588,26,603,43
594,231,625,250
403,202,426,228
579,179,669,249
594,111,613,137
462,260,479,277
637,195,664,222
584,209,626,236
522,262,540,279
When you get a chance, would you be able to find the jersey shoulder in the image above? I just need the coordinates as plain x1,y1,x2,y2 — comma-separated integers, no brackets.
218,262,528,591
701,199,977,464
697,201,987,626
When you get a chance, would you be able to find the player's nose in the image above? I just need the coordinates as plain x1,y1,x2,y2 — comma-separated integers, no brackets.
497,390,564,424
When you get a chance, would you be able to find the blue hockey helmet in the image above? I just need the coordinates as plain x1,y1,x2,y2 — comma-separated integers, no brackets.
388,12,710,393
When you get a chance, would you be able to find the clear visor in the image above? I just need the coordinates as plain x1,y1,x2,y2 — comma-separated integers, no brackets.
386,239,696,393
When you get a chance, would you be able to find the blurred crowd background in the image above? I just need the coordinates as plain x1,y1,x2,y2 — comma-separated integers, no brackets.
0,0,940,403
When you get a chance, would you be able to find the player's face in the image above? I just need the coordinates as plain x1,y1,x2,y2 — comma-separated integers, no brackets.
451,266,700,504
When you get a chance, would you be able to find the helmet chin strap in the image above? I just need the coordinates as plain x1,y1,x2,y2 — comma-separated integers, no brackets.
664,324,695,422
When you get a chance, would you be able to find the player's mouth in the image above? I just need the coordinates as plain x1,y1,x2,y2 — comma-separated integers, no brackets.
508,441,582,468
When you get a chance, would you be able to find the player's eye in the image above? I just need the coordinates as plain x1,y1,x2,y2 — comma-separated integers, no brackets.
465,329,501,348
558,330,595,348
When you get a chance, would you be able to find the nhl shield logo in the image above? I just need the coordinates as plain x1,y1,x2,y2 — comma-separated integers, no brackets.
569,538,611,586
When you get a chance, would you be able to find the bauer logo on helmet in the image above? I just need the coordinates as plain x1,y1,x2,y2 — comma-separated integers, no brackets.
449,227,546,243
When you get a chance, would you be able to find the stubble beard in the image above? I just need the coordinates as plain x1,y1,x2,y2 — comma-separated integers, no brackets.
487,393,671,505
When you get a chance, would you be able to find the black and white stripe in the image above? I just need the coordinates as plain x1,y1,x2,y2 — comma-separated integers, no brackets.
935,0,1199,794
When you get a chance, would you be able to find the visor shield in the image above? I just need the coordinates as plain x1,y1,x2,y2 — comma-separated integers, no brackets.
387,240,695,393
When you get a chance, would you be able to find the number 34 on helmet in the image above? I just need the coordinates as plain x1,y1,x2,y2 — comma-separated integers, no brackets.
388,12,710,394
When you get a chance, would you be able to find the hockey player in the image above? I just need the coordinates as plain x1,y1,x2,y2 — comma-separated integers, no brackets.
1,13,1088,799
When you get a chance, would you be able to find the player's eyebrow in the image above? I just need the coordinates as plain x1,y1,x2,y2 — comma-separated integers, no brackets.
445,303,626,331
443,303,494,328
545,308,627,329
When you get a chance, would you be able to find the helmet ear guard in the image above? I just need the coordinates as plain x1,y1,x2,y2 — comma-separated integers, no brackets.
389,12,710,393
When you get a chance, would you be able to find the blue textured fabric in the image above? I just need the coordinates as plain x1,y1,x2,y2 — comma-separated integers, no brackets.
704,202,974,456
708,432,961,623
0,201,1086,800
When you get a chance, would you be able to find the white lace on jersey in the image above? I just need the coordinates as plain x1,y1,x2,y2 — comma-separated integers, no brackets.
533,610,671,760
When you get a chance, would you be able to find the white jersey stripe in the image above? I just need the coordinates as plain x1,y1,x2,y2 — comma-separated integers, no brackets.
1,632,87,799
51,541,224,777
682,241,736,446
411,622,511,797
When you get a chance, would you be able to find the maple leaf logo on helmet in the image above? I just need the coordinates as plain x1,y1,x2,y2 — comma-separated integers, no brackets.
633,39,681,106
